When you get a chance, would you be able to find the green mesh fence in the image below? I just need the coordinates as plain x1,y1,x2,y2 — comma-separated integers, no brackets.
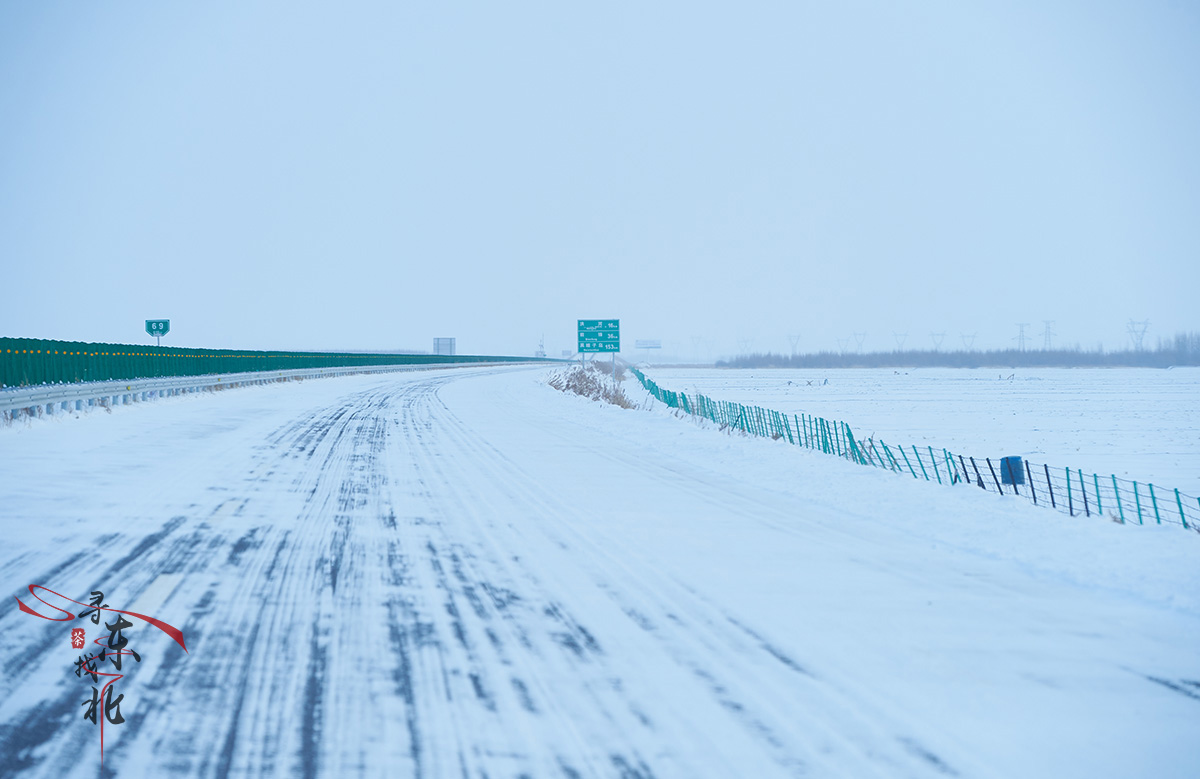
630,367,1198,532
1,337,549,388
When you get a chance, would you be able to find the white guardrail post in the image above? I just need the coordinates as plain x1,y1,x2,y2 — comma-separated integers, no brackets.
1,362,538,419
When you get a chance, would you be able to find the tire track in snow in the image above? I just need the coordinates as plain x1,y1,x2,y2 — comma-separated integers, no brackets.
1,382,409,777
2,367,968,778
418,381,961,778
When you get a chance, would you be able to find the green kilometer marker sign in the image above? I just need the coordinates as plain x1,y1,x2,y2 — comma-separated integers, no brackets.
146,319,170,346
578,319,619,352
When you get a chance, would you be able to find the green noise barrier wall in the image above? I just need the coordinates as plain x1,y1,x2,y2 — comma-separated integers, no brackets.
1,337,547,388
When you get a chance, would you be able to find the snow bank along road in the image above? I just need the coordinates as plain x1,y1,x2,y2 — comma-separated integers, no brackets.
1,365,1197,778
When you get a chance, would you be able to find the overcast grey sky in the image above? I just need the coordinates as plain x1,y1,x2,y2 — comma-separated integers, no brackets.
2,1,1197,360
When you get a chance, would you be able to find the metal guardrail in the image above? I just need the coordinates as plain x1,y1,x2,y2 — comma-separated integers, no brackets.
1,361,534,418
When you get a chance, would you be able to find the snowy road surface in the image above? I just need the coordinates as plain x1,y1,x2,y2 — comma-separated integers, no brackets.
1,366,1197,778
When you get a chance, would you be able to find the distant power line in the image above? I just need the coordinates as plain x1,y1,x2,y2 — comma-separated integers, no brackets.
1014,323,1030,352
1127,319,1150,351
1041,320,1056,350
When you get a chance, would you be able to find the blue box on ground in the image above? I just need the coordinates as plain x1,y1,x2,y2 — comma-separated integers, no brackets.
1000,456,1025,485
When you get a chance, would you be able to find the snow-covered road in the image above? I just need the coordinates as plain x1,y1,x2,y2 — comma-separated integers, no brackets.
1,366,1197,778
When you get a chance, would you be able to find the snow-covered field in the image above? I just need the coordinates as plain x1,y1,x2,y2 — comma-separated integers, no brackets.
643,366,1200,495
1,365,1197,778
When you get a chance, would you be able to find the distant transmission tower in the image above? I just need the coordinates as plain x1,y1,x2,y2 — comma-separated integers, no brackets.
893,332,908,350
1014,323,1030,351
787,334,801,354
853,332,866,352
930,332,945,351
960,332,977,350
691,335,703,362
835,337,850,354
736,338,754,355
1041,320,1056,350
1127,319,1150,351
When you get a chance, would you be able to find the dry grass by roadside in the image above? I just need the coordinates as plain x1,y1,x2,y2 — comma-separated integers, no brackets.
547,364,636,409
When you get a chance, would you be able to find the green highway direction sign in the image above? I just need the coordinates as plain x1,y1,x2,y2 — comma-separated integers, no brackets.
578,319,619,352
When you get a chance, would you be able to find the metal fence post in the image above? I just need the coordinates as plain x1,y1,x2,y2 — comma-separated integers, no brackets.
1112,476,1125,523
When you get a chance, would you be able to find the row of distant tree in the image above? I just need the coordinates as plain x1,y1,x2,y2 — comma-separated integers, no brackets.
717,332,1200,369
